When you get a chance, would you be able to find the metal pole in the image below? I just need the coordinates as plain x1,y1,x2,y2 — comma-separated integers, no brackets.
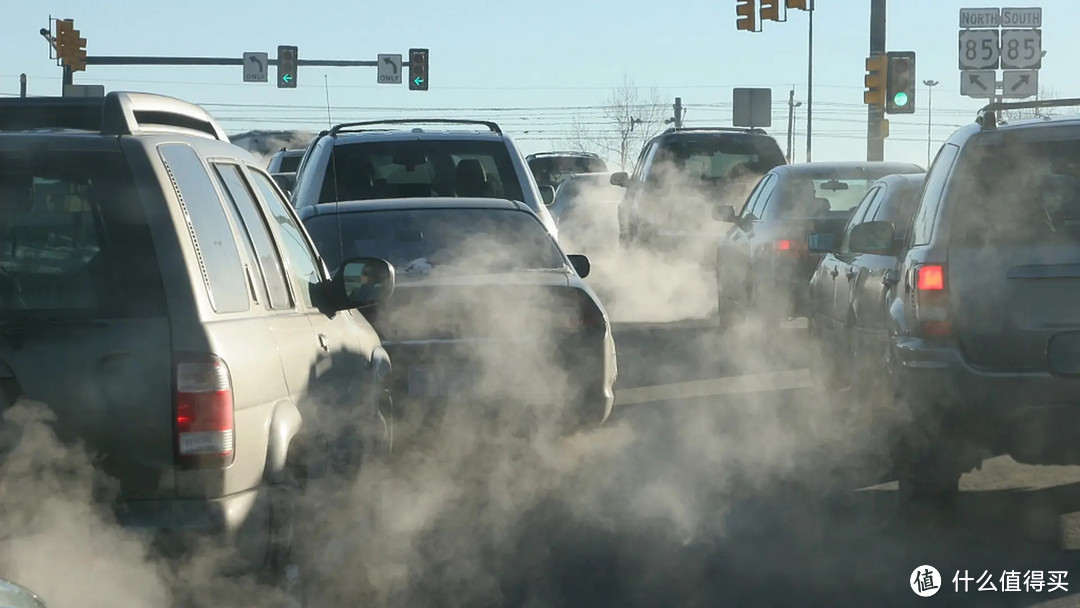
867,0,886,161
20,74,27,98
62,66,72,91
674,97,683,128
923,79,939,167
786,88,795,162
805,0,814,162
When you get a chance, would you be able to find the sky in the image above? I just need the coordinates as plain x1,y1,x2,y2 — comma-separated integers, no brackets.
3,0,1075,168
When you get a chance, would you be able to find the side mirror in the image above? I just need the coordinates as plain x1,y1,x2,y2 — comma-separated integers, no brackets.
849,221,896,255
567,254,591,279
713,204,737,222
609,172,629,188
807,232,837,254
328,257,396,312
272,172,296,196
540,185,556,205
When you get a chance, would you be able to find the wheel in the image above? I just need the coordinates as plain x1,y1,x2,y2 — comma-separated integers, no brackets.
892,391,964,525
715,269,742,334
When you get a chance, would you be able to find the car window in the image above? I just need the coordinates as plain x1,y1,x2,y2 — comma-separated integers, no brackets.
646,136,785,188
0,149,166,318
530,156,608,187
212,163,293,310
249,170,323,308
745,174,777,218
840,186,883,254
911,144,960,245
278,154,302,173
948,138,1080,247
872,180,923,237
318,139,525,203
158,144,249,314
305,208,566,275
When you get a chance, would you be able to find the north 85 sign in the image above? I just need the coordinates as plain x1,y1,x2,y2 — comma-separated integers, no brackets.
959,29,1000,70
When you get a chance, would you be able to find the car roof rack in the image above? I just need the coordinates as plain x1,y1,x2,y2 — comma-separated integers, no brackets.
663,126,768,135
327,118,502,137
526,151,602,159
0,91,229,142
977,98,1080,131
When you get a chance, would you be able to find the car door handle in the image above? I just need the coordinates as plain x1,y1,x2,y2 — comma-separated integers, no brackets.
318,334,329,352
846,269,857,280
830,267,839,278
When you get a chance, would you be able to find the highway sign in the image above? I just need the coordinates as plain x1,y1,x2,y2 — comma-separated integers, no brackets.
959,29,1000,70
377,54,403,84
732,88,772,128
1002,69,1038,98
960,70,996,98
63,84,105,97
1000,29,1042,69
1001,7,1041,28
243,52,268,83
959,7,1001,28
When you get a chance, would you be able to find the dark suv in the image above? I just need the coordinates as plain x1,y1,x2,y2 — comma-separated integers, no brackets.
526,151,609,190
0,92,394,597
884,99,1080,513
610,127,787,254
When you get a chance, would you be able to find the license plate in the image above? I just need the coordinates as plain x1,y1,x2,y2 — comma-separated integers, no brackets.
407,366,473,397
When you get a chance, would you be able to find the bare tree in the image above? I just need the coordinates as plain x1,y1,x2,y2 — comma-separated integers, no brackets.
999,86,1078,121
566,75,667,172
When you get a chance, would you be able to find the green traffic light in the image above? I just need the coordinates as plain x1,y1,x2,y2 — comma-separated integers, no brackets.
893,92,909,107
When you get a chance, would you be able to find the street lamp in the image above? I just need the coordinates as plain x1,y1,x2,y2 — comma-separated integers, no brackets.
923,79,940,167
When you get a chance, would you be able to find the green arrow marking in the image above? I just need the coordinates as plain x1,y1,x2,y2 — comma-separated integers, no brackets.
282,74,293,83
413,76,424,86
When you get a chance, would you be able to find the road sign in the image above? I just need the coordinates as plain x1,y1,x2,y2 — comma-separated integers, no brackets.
960,70,996,98
63,84,105,97
377,54,403,84
243,52,268,83
959,29,1000,70
732,88,772,128
1000,29,1042,69
1001,7,1041,28
1002,69,1038,98
959,7,1001,28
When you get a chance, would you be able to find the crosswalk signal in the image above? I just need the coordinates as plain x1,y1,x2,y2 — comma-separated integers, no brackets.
786,0,809,9
736,0,757,32
409,48,429,91
760,0,781,21
277,45,298,89
864,54,887,109
886,51,916,114
54,19,87,72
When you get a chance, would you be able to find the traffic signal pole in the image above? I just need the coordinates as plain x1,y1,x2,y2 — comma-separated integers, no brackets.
867,0,886,161
805,0,814,162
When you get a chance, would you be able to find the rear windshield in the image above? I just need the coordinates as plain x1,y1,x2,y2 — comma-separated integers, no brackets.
555,175,624,205
529,156,609,187
319,140,525,204
765,170,911,219
949,138,1080,246
0,149,165,319
648,136,786,186
277,153,302,173
304,208,565,275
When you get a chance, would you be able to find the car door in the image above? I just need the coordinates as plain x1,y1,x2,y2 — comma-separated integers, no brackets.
832,185,885,334
725,173,778,308
622,142,659,237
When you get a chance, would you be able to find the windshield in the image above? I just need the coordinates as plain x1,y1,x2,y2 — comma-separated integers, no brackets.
529,156,609,187
766,172,901,219
648,136,786,186
277,153,302,173
555,175,624,205
304,208,565,275
318,140,525,204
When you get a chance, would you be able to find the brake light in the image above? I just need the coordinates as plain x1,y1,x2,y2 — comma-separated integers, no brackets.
778,239,793,251
579,293,605,330
776,238,807,256
175,355,235,467
914,264,951,338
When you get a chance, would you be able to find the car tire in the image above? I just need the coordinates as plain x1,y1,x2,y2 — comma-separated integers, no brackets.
892,393,963,526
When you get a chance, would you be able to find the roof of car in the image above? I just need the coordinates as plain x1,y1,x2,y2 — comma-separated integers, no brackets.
527,151,603,159
328,129,506,145
302,197,528,217
775,161,924,176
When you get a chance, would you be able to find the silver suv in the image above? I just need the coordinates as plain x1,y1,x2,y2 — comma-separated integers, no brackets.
0,91,394,596
289,119,560,241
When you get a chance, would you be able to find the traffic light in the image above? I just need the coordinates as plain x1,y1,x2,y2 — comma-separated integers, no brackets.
409,48,429,91
864,54,887,109
277,45,298,89
54,19,87,72
886,51,916,114
879,118,890,139
736,0,757,32
786,0,809,9
760,0,781,21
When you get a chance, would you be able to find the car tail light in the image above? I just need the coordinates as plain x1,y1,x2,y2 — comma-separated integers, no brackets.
777,238,807,256
175,355,235,467
579,293,605,330
914,264,951,338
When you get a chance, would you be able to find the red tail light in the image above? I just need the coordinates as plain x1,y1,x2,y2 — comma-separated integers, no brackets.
175,355,235,467
777,238,807,256
579,293,605,330
778,239,793,251
914,264,951,338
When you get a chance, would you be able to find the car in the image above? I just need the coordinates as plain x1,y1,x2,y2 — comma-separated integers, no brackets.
609,127,787,255
298,197,617,433
289,119,560,240
0,91,394,599
0,579,46,608
548,172,623,255
881,99,1080,516
526,151,609,190
266,147,305,174
714,161,924,328
807,173,926,393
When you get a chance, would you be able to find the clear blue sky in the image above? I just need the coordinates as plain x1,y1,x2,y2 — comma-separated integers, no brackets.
3,0,1075,168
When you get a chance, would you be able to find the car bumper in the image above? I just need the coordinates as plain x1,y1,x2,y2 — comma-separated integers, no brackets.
892,336,1080,465
113,487,271,571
